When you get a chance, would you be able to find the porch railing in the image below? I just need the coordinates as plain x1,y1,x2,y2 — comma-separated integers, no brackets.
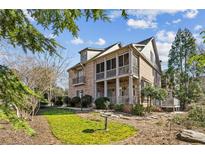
118,96,129,103
106,68,116,78
72,76,85,84
96,72,104,80
108,96,116,103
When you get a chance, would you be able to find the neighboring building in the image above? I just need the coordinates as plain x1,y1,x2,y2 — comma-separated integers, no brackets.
67,37,162,105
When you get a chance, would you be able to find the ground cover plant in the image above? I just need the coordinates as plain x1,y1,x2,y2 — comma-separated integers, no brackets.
42,108,136,144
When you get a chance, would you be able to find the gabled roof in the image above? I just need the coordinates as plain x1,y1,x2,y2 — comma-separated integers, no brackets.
78,47,104,53
136,37,154,45
67,37,162,73
67,43,121,71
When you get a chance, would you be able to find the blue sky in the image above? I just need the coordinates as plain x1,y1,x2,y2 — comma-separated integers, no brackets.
1,9,205,89
47,9,205,70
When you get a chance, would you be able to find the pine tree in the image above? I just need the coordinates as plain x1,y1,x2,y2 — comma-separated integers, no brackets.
168,28,197,110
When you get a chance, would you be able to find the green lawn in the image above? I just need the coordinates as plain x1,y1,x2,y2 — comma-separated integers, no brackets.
42,108,136,144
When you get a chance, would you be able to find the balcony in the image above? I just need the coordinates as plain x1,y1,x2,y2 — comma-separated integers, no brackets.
72,76,85,85
96,72,104,80
106,68,116,78
118,65,129,75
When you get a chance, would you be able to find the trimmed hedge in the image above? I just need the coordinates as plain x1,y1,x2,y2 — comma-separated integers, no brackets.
63,96,72,107
81,95,92,108
71,96,81,107
54,96,63,106
95,97,110,109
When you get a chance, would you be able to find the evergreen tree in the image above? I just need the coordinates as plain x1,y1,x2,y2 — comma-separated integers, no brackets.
168,28,198,110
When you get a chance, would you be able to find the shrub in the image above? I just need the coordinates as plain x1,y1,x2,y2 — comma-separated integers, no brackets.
145,105,162,113
94,97,110,109
188,106,205,124
123,103,133,113
109,103,115,110
63,96,72,107
71,96,81,107
132,104,145,116
54,96,63,106
114,104,124,112
81,95,92,107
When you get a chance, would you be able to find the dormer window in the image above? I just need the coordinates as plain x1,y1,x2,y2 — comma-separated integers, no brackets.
80,51,87,62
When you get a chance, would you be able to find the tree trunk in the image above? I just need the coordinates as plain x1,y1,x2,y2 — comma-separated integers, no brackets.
177,129,205,144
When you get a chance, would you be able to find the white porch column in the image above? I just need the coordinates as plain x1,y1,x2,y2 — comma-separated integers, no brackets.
94,83,97,99
116,78,119,103
138,79,141,104
104,80,107,97
116,53,119,76
104,57,107,79
129,76,133,104
129,50,133,75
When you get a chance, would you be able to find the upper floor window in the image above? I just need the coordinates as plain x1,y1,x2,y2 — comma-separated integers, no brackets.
76,69,83,78
106,58,116,70
119,53,129,67
96,62,104,73
81,51,87,62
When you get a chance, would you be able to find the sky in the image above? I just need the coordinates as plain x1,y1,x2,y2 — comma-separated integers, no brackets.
48,9,205,70
1,9,205,89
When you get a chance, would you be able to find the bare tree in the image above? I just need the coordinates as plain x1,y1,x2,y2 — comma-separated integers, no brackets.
2,50,70,116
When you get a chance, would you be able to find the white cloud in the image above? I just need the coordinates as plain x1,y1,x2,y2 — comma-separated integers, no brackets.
71,37,106,46
172,19,181,24
70,37,84,45
184,9,198,19
108,10,122,20
22,10,34,22
126,10,183,21
125,10,185,29
95,38,106,46
155,30,176,69
194,25,203,31
193,33,204,46
156,30,175,43
127,19,157,29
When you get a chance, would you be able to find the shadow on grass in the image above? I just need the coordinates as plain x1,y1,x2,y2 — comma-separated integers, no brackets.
82,128,105,133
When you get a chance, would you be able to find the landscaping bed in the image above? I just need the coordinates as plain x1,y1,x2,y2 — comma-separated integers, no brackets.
42,108,136,144
0,113,60,144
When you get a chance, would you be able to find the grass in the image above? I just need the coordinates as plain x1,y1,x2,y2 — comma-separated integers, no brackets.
42,108,136,144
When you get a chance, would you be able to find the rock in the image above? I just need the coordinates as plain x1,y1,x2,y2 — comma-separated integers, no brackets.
177,129,205,144
119,115,131,120
111,114,119,118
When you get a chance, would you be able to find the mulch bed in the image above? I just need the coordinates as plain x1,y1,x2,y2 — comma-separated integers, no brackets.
0,115,60,145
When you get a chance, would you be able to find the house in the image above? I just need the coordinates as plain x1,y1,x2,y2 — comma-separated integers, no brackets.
67,37,162,105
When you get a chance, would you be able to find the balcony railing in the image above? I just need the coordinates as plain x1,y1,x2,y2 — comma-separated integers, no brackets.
96,72,104,80
118,65,129,75
72,76,85,85
106,68,116,78
133,65,139,76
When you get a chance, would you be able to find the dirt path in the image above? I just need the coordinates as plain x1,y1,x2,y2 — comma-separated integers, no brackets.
0,115,60,145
